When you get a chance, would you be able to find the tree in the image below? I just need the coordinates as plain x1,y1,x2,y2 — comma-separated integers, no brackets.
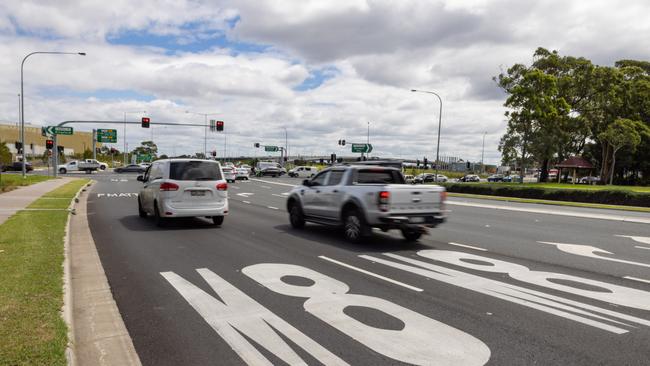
598,118,650,184
0,141,11,166
131,141,158,158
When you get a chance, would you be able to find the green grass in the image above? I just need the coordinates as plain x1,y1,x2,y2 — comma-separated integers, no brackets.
0,179,88,365
0,174,53,192
473,182,650,193
448,192,650,213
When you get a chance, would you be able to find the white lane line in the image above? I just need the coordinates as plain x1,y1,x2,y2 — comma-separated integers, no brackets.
616,235,650,245
635,246,650,250
448,242,487,251
624,276,650,284
242,201,251,204
447,200,650,224
249,178,297,187
261,185,271,189
271,194,287,198
319,255,423,292
267,206,279,210
231,186,240,189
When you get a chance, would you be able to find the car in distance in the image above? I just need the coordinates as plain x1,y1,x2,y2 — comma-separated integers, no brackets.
115,164,146,173
413,173,447,184
286,165,447,242
502,175,522,183
137,159,228,227
288,166,318,178
222,166,236,183
404,174,414,184
1,161,33,172
58,159,101,174
256,161,283,177
458,174,480,182
487,174,504,182
579,176,600,184
235,167,250,180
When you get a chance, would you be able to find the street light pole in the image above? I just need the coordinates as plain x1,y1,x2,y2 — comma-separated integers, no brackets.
367,121,370,158
481,131,487,174
186,111,218,158
20,51,85,178
411,89,443,181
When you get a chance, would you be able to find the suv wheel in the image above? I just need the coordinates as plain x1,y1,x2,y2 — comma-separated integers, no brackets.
401,228,422,242
344,209,368,243
138,198,147,218
212,216,224,226
154,202,166,227
59,168,67,174
289,204,305,229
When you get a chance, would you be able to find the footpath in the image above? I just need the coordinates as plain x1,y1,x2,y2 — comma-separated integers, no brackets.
0,178,140,366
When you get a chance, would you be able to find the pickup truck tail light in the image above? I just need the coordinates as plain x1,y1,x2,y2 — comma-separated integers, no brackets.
378,191,390,212
440,190,447,212
216,182,228,191
160,182,179,191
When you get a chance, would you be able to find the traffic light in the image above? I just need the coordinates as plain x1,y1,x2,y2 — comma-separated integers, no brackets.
57,146,64,153
341,139,345,146
141,117,150,128
216,121,224,131
466,161,471,170
46,139,54,149
212,151,217,157
423,157,428,169
330,153,336,163
254,142,260,148
14,141,22,150
96,147,101,154
284,156,288,162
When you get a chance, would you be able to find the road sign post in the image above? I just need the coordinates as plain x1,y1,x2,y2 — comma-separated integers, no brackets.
96,129,117,143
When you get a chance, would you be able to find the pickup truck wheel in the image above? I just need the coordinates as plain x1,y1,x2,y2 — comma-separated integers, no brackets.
289,204,305,229
212,216,224,226
401,229,422,242
154,203,166,227
138,198,147,218
59,168,67,174
344,209,367,243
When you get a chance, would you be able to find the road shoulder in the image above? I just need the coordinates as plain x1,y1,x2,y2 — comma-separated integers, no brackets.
68,181,141,366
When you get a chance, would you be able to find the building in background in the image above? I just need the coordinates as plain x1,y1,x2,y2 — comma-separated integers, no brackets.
0,121,100,161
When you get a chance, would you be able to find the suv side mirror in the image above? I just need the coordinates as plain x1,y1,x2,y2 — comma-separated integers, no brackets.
302,179,310,187
137,175,144,182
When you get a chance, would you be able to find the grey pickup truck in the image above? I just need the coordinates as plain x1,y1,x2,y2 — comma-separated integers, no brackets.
286,165,447,242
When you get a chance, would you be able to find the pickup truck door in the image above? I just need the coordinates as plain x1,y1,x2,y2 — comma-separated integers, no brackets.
319,169,346,219
301,171,329,217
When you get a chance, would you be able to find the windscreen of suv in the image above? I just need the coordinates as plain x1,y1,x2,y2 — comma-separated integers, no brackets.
355,169,405,184
170,161,223,181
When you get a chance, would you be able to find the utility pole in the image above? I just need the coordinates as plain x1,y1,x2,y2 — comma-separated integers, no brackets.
481,131,486,174
92,129,97,160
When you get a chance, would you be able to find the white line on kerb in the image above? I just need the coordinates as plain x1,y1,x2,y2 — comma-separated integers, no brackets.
448,242,488,251
624,276,650,284
267,206,279,210
318,255,423,292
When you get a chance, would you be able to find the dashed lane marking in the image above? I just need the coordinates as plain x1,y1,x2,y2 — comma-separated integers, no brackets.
242,201,251,204
261,185,271,189
271,194,287,198
636,246,650,251
319,255,423,292
624,276,650,284
448,242,487,251
267,206,279,210
249,178,297,187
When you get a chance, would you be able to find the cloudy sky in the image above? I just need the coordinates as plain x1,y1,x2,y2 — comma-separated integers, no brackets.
1,0,649,163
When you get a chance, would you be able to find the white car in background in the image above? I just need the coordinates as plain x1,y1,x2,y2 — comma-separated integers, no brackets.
288,166,318,178
222,166,236,183
235,167,250,180
137,159,228,227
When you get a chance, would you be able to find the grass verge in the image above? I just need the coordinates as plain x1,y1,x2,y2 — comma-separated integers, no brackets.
448,192,650,213
0,174,53,193
0,179,89,365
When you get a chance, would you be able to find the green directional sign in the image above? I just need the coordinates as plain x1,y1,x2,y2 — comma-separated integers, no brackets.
43,126,73,135
138,153,152,162
264,145,279,152
96,129,117,143
351,143,373,153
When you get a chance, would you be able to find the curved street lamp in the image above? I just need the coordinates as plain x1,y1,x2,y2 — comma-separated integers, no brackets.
20,51,86,177
411,89,443,181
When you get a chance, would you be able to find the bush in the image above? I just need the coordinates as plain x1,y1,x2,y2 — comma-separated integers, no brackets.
441,183,650,207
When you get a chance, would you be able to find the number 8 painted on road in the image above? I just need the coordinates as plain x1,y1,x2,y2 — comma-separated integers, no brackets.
243,263,490,366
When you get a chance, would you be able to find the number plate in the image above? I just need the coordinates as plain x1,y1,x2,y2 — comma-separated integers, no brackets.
190,190,206,196
409,217,425,224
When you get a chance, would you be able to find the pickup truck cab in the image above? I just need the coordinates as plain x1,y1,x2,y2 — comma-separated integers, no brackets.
58,159,102,174
286,165,447,242
288,166,318,178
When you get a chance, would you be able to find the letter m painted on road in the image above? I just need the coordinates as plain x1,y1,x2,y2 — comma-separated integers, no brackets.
161,269,348,366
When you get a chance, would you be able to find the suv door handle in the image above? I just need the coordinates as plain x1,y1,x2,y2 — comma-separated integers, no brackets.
332,190,339,193
316,190,321,193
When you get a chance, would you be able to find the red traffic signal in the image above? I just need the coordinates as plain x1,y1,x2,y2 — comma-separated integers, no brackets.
211,151,217,157
216,121,224,131
141,117,150,128
46,139,54,149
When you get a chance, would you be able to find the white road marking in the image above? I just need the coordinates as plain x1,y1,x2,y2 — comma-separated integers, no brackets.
231,186,240,190
271,194,287,198
616,235,650,245
361,250,650,334
96,192,138,198
538,241,650,268
624,276,650,284
249,178,297,187
261,185,271,189
236,193,254,198
267,206,279,210
448,242,487,251
635,246,650,250
447,200,650,224
242,201,251,204
318,255,423,292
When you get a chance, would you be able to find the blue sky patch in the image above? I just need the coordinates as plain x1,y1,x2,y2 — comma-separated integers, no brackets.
40,86,155,102
294,67,339,91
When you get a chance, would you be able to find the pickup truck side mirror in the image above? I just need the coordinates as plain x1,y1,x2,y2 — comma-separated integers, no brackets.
137,175,144,182
302,179,310,187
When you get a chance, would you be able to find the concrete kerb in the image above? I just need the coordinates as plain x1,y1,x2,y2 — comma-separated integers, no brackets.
63,180,141,366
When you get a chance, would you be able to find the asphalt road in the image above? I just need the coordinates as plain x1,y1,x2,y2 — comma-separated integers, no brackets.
85,172,650,365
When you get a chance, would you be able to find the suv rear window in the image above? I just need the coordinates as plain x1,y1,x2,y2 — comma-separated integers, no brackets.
169,161,223,181
355,169,404,184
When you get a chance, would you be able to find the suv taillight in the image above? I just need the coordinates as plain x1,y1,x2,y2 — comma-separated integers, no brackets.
160,182,179,191
441,191,447,201
216,182,228,191
378,191,390,212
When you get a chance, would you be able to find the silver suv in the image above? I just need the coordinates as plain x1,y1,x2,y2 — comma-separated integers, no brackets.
137,159,229,226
